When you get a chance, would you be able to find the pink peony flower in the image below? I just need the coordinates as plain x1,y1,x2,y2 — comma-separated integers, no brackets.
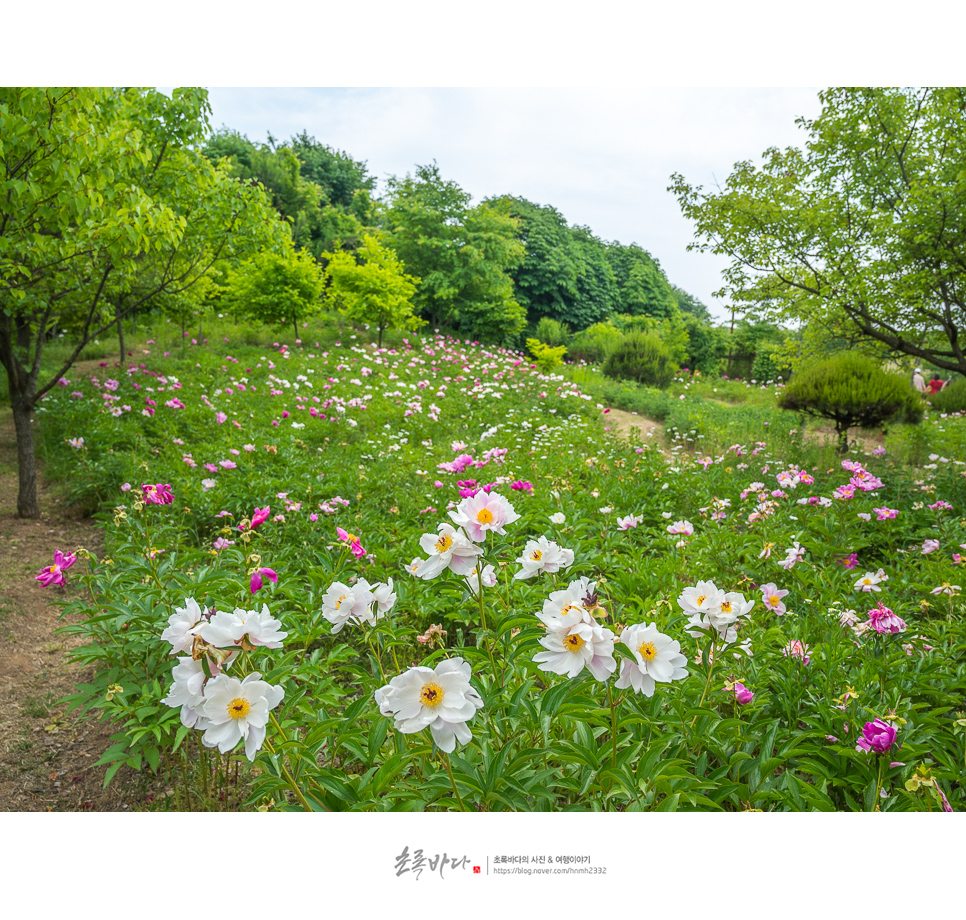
35,550,77,587
782,639,810,665
142,483,174,505
448,491,520,542
855,718,898,754
922,539,940,554
250,567,278,594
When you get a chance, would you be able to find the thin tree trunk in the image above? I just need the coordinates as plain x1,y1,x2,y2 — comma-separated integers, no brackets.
10,391,39,518
293,314,298,342
116,301,126,366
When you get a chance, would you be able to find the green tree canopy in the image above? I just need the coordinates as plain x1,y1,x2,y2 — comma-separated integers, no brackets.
323,234,421,347
493,197,616,330
671,86,966,377
203,128,371,257
384,163,526,342
605,242,677,320
0,87,286,517
223,244,325,338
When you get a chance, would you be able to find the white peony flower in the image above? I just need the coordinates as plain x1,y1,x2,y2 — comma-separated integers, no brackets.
204,604,288,650
161,657,210,728
534,619,617,681
199,672,284,761
615,623,689,696
464,563,498,595
513,536,575,580
413,523,483,580
854,569,888,592
539,576,606,627
372,578,397,614
549,512,566,524
160,597,207,655
679,581,754,643
321,580,376,633
374,657,484,753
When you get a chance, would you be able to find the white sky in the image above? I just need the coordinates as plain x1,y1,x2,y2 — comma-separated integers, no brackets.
11,3,961,327
200,86,825,322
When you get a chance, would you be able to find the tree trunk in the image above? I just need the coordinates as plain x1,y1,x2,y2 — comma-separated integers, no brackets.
378,324,384,348
836,422,850,454
10,391,39,518
293,314,298,342
116,302,126,366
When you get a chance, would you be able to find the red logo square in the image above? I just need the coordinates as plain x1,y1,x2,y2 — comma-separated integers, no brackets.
473,866,481,874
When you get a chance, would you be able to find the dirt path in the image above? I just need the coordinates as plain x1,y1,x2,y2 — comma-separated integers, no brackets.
600,406,669,455
0,367,159,811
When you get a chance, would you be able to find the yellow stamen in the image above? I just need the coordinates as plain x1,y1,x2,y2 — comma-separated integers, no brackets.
696,595,706,606
637,641,657,661
720,601,733,614
530,549,543,561
334,594,348,610
563,632,586,653
476,508,494,525
769,595,780,606
228,698,250,720
419,682,445,709
435,533,454,553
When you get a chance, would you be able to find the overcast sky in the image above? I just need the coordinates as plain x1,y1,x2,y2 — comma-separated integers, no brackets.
198,87,824,323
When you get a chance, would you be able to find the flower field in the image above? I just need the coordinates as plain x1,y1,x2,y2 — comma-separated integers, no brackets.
35,324,966,812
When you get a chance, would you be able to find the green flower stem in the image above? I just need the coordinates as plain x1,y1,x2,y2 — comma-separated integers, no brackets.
263,735,316,812
441,751,466,812
607,680,618,772
872,755,886,812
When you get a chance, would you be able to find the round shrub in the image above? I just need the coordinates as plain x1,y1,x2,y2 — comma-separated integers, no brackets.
568,322,623,364
777,352,923,452
601,331,678,389
532,317,571,348
928,376,966,414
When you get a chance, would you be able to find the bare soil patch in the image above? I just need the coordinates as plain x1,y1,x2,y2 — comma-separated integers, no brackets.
599,406,669,455
0,362,161,811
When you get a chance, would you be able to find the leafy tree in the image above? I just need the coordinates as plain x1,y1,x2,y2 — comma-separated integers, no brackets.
606,242,677,320
681,313,727,374
222,245,325,338
671,284,712,322
0,87,285,518
493,197,616,330
289,131,376,209
323,234,421,347
777,352,922,452
384,164,525,342
671,86,966,377
204,129,370,257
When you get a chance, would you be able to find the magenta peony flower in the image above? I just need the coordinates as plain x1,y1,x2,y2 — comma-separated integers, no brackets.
868,602,906,634
250,567,278,593
731,682,754,705
142,483,174,505
239,506,271,532
35,550,77,587
855,718,898,754
336,527,367,557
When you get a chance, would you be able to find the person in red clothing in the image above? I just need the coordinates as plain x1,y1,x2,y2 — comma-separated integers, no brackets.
927,374,945,395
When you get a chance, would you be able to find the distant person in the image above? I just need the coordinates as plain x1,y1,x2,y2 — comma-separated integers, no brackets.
913,368,926,394
928,374,944,395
